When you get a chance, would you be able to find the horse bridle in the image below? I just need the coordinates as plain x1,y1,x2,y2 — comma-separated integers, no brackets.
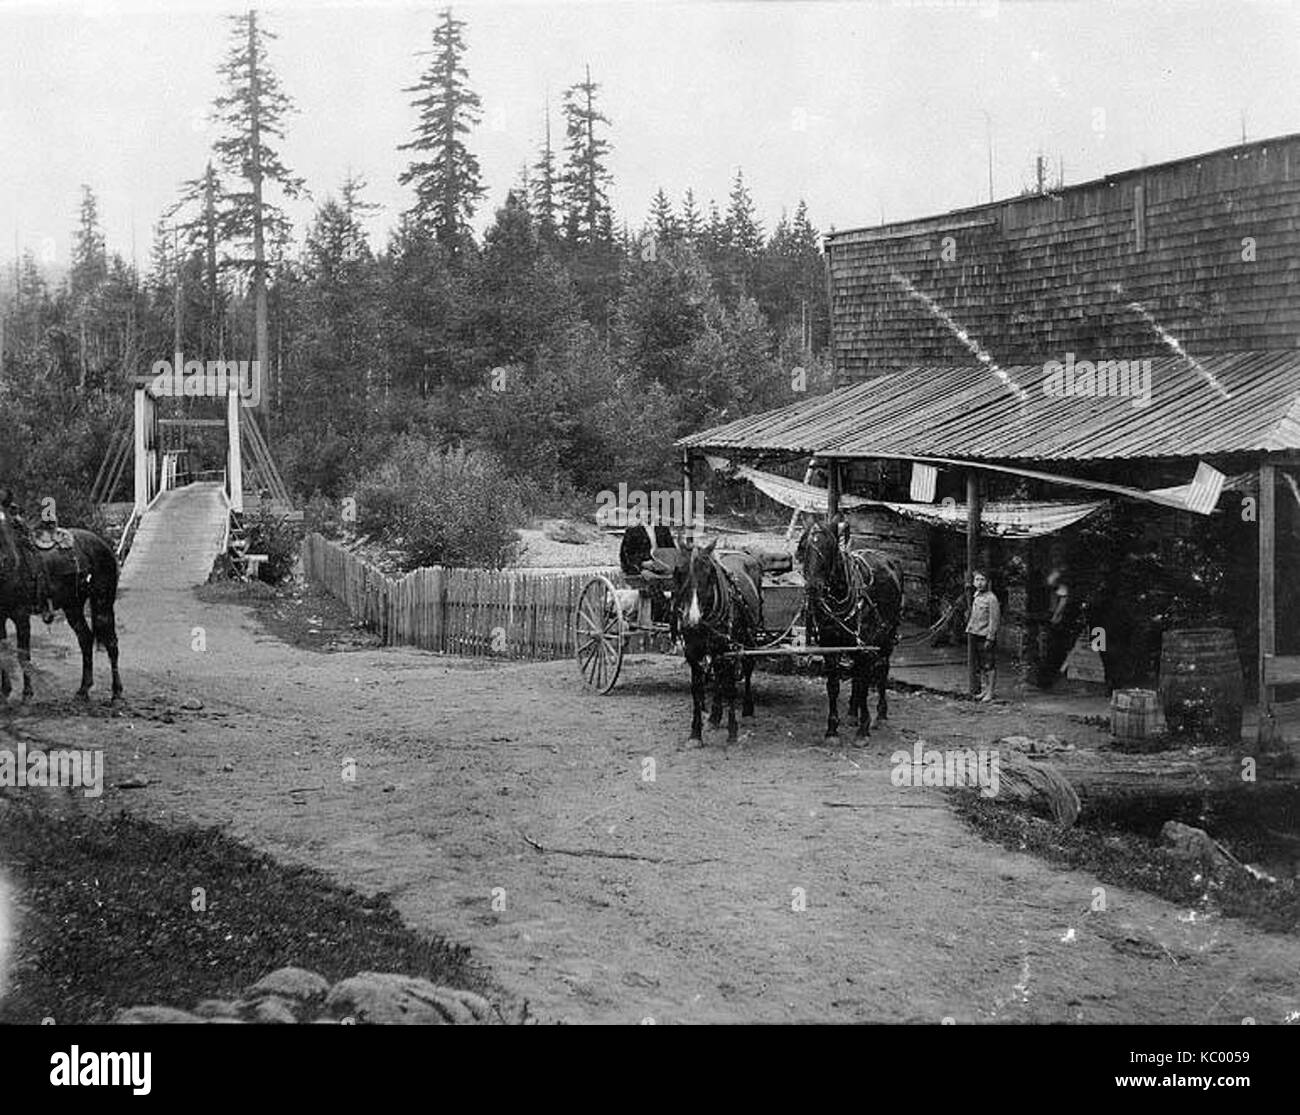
805,524,890,645
675,553,753,651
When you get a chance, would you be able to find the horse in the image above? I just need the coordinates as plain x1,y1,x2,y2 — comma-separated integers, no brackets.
797,517,903,744
0,508,39,703
0,509,122,702
671,540,763,746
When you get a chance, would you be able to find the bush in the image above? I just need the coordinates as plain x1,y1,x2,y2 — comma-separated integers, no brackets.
245,506,299,584
301,491,345,540
354,439,521,570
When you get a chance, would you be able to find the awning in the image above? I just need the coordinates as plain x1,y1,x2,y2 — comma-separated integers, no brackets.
719,461,1104,536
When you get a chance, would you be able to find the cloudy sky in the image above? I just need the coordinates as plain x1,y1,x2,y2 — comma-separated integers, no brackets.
2,0,1298,269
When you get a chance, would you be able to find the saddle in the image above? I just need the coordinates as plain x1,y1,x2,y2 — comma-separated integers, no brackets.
32,525,75,551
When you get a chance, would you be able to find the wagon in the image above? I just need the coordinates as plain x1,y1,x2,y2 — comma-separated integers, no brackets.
572,552,811,693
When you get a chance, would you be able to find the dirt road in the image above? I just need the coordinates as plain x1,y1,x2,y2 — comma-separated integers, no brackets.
5,575,1298,1024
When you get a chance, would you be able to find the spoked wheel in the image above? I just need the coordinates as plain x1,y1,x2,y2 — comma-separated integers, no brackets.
574,575,626,694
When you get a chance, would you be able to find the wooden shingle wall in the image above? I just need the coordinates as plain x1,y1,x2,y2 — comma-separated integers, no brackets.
828,137,1300,383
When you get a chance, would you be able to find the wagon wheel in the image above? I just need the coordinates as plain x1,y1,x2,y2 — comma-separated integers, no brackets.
575,575,626,693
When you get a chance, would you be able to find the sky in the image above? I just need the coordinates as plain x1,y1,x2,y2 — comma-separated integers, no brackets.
1,0,1298,272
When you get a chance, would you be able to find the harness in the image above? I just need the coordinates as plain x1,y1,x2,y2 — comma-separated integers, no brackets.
806,532,898,652
677,556,757,655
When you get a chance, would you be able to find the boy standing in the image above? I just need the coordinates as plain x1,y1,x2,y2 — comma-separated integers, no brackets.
966,569,1001,702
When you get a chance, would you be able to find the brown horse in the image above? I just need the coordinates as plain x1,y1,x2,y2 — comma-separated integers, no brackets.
0,507,39,702
798,517,902,744
0,510,122,702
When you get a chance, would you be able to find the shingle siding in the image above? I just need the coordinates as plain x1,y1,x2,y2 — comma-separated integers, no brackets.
826,136,1300,384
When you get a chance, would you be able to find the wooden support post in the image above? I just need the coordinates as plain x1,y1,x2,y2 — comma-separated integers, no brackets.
827,459,841,518
681,450,695,547
967,470,981,696
1258,461,1276,743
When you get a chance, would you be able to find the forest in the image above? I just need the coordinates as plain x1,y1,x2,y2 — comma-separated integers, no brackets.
0,7,833,566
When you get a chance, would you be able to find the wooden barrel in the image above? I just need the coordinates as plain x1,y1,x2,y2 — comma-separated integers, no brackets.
1157,627,1244,739
1110,688,1167,750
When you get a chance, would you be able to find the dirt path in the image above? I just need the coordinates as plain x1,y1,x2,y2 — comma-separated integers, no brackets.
5,576,1298,1024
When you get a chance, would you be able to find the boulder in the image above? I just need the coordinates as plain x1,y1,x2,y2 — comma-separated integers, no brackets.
323,972,484,1025
251,996,298,1024
245,966,330,1010
1161,821,1232,868
115,1006,203,1024
192,999,244,1020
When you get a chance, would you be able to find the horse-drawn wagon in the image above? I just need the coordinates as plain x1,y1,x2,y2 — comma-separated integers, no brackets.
572,550,806,695
572,520,906,746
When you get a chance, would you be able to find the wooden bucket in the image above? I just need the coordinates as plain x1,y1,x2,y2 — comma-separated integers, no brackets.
1110,688,1167,750
1157,627,1244,739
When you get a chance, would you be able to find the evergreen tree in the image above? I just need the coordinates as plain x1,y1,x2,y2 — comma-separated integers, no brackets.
69,185,108,302
211,8,305,423
398,7,484,251
290,176,382,428
531,99,560,244
725,169,764,257
680,189,702,244
471,188,577,371
560,65,612,247
648,188,679,247
168,162,228,355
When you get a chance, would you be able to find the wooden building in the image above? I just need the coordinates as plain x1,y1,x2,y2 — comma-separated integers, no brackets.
681,136,1300,729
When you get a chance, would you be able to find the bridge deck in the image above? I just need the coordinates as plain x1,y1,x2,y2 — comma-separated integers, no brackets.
120,482,229,592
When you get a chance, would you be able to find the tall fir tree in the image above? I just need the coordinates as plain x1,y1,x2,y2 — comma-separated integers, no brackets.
680,189,702,244
531,98,560,245
725,168,763,258
167,162,228,355
560,65,612,247
648,188,678,247
398,7,484,251
69,185,108,302
211,8,304,423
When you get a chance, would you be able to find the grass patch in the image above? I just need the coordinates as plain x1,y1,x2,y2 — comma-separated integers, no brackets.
0,797,491,1023
953,788,1300,936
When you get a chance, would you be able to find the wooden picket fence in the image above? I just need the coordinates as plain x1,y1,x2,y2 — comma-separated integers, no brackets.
302,533,615,661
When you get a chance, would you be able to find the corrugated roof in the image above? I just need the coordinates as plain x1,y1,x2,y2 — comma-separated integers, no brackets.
678,351,1300,461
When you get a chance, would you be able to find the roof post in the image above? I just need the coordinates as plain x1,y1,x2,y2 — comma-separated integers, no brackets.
681,450,695,547
1257,460,1275,746
967,470,982,696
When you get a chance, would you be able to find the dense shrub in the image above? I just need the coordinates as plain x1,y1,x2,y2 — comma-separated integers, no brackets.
245,506,299,584
354,439,521,569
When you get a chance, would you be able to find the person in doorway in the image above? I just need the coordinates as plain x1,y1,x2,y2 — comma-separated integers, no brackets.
966,569,1001,702
1039,565,1075,686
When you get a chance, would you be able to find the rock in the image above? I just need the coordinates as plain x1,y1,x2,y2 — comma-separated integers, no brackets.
323,972,485,1025
444,988,493,1022
251,996,298,1024
245,967,330,1010
115,1006,202,1024
193,999,244,1020
115,775,149,789
1161,821,1232,867
220,763,235,773
181,697,204,711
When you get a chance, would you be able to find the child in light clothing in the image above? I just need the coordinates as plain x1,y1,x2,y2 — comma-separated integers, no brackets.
965,570,1001,702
